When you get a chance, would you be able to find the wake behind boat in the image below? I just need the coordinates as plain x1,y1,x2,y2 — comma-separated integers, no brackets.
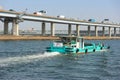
46,36,110,54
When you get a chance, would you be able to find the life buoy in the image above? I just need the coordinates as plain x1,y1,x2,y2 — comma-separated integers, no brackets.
76,49,79,53
93,49,95,52
107,46,110,49
85,49,88,53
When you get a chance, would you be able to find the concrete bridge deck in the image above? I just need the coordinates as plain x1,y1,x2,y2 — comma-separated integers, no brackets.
0,10,120,37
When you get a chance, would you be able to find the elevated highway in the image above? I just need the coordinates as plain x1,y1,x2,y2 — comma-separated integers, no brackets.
0,10,120,37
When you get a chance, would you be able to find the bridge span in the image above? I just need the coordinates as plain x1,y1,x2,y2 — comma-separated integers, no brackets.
0,10,120,37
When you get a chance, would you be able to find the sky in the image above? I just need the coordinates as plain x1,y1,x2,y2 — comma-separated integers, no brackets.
0,0,120,30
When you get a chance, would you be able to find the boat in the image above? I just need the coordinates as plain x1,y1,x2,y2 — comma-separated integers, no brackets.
46,36,110,54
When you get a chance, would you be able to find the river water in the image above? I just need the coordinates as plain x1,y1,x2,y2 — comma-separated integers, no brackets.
0,40,120,80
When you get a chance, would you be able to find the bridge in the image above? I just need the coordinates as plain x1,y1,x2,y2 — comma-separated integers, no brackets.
0,10,120,37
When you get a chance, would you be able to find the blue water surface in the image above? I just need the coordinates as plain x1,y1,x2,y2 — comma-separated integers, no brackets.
0,40,120,80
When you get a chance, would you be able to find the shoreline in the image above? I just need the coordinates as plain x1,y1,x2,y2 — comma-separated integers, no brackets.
83,36,120,40
0,35,120,40
0,35,60,40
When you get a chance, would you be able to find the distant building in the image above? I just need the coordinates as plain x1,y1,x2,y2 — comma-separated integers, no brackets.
0,6,3,10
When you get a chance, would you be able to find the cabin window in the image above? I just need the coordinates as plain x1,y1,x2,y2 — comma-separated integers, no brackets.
53,42,63,47
71,40,76,44
84,43,93,46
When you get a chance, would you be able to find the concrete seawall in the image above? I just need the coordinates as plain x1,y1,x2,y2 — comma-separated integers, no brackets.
83,36,120,40
0,35,60,40
0,35,120,40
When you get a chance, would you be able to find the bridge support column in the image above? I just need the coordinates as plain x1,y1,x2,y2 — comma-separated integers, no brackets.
114,27,116,36
12,19,19,36
119,28,120,34
76,24,80,36
4,20,9,34
95,26,98,37
108,27,111,37
51,22,55,36
102,27,105,36
68,24,72,36
88,25,90,36
41,22,46,36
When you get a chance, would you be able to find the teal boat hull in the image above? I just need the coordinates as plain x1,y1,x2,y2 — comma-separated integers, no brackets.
46,36,110,55
46,43,110,54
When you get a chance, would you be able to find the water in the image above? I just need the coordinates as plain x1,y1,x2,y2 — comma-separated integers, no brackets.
0,40,120,80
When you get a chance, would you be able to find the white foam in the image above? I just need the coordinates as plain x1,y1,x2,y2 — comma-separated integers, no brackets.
0,52,60,67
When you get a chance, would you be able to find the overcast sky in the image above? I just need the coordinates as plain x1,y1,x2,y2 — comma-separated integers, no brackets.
0,0,120,30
